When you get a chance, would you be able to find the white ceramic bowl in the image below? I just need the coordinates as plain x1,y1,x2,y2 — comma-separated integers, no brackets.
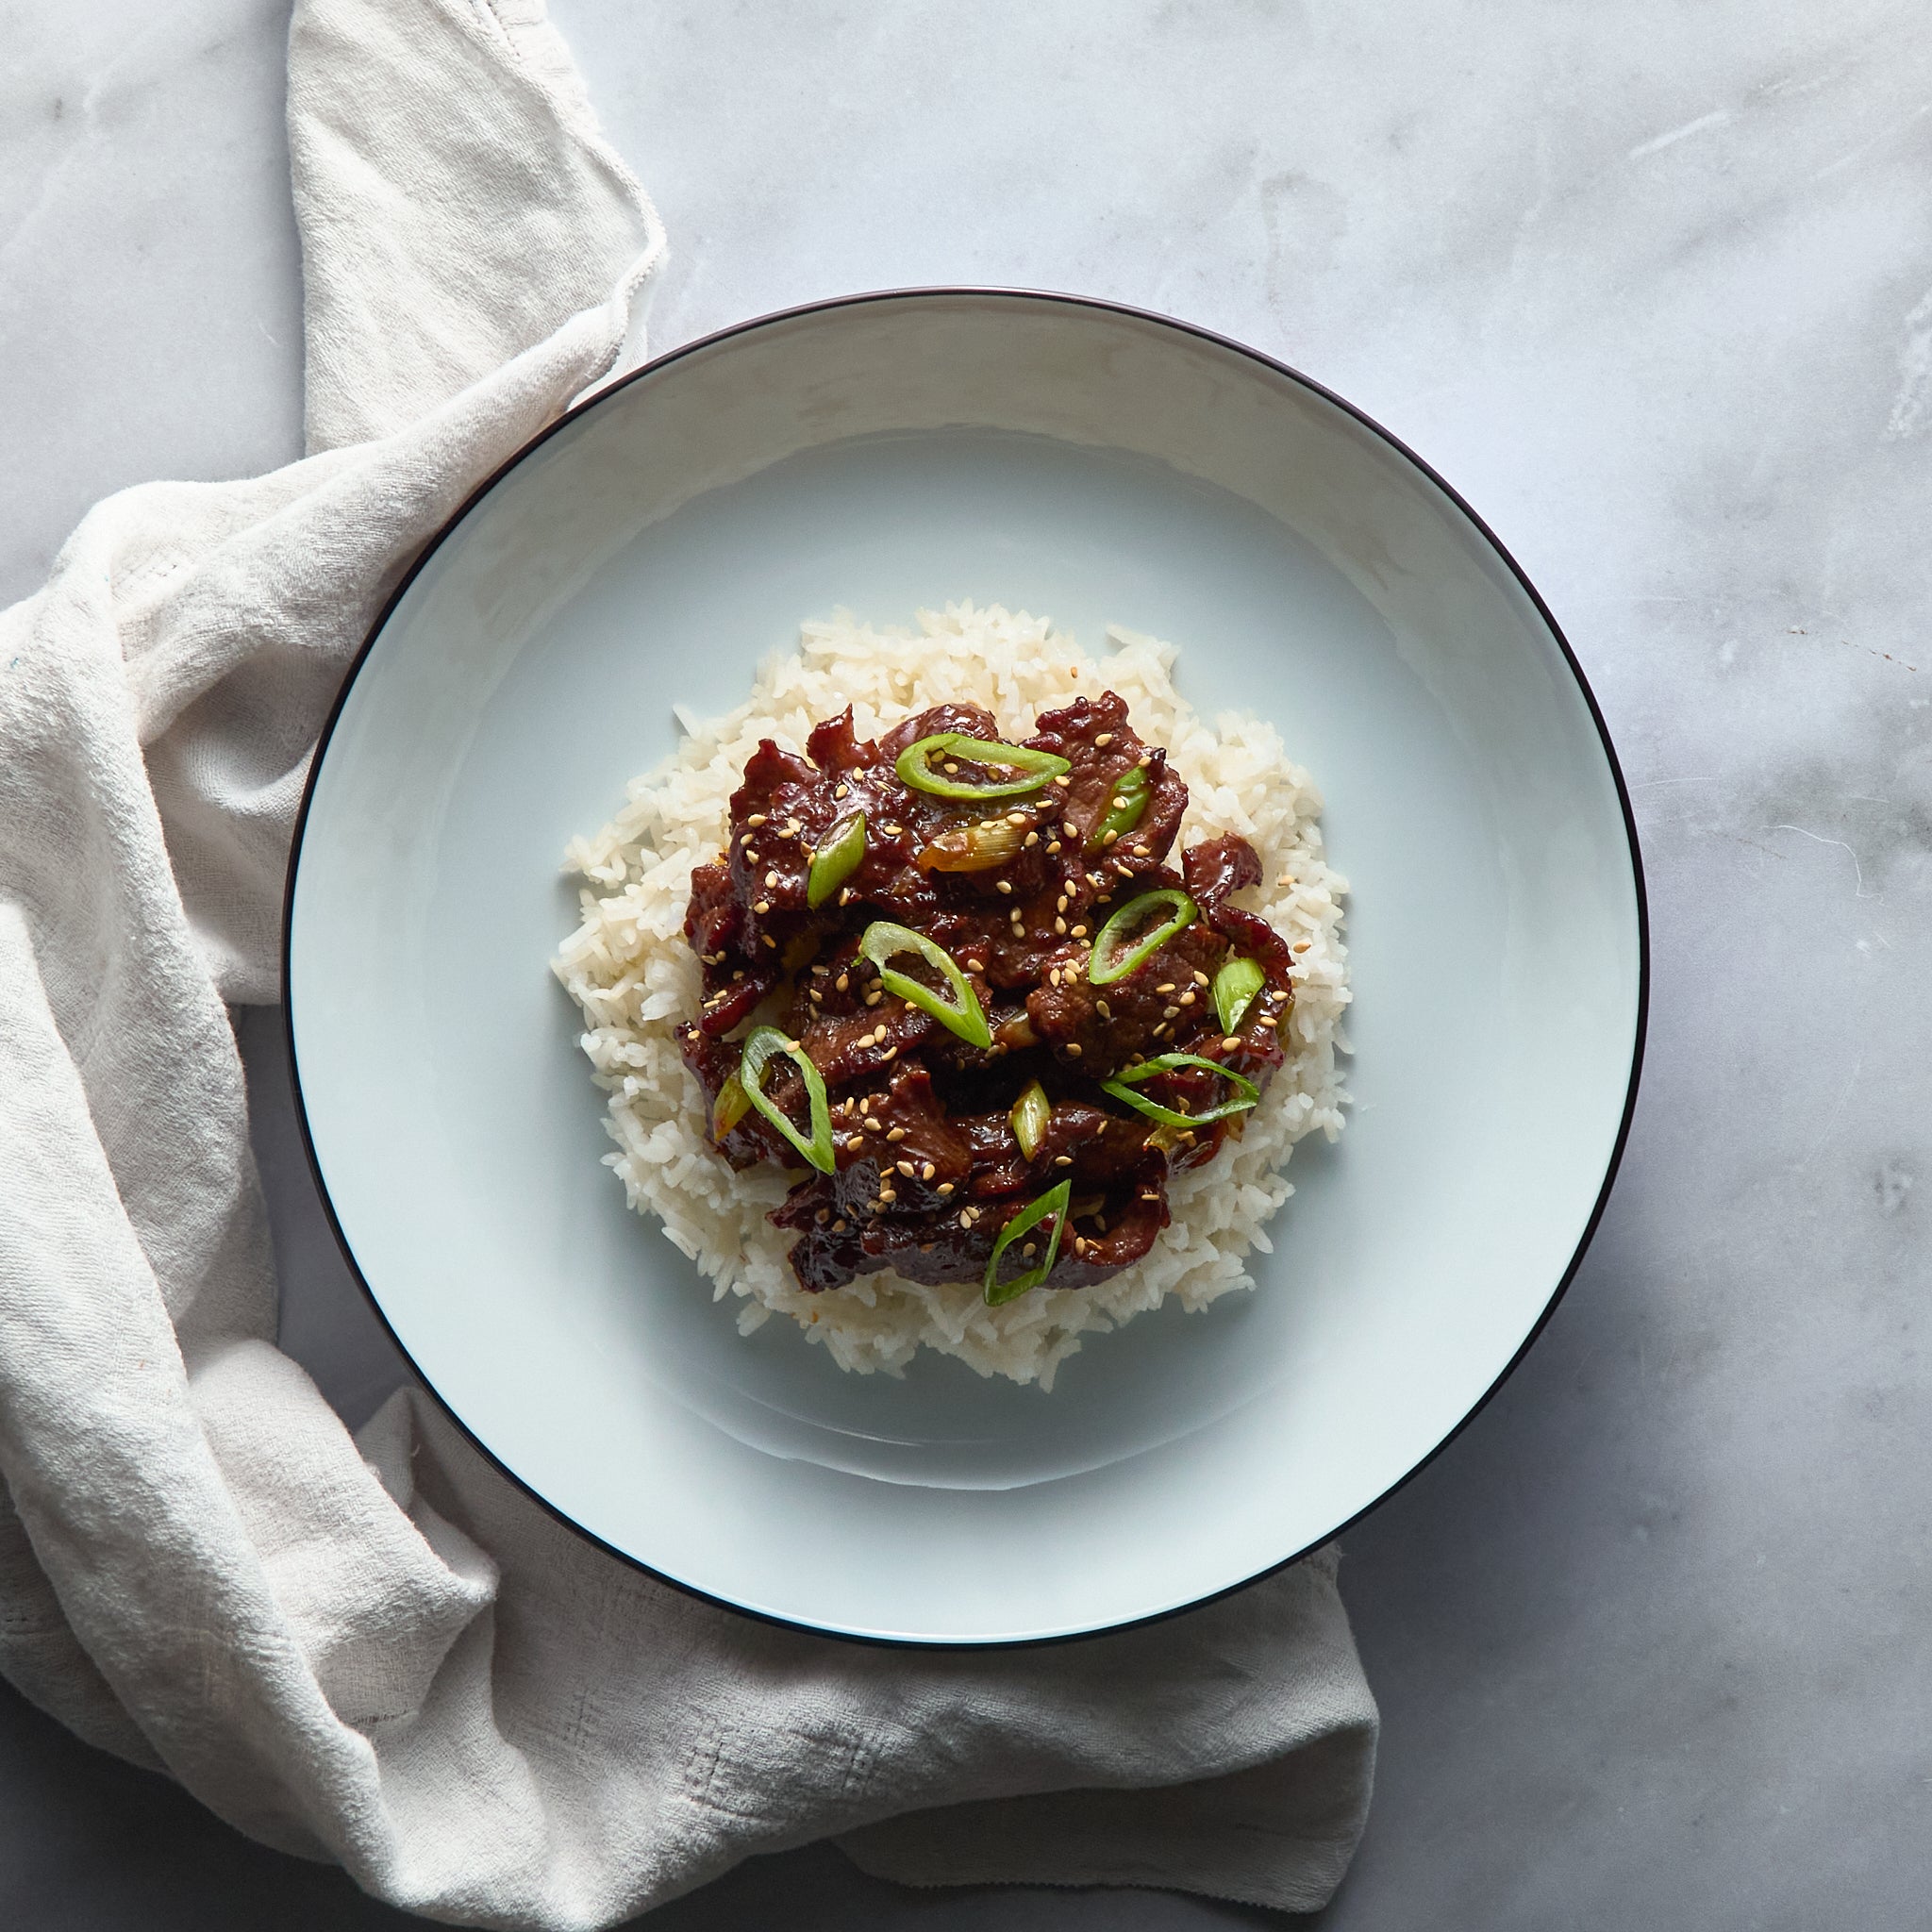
287,291,1646,1645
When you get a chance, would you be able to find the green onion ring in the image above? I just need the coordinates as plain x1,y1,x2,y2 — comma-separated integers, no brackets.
1087,888,1195,985
895,732,1070,800
858,921,992,1049
807,812,867,908
983,1179,1073,1306
1086,764,1151,852
1212,956,1265,1033
1102,1052,1260,1130
739,1026,836,1172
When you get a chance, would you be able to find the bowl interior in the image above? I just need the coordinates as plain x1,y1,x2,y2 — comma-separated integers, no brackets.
289,292,1641,1643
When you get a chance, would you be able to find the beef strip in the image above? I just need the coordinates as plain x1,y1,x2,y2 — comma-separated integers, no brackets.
678,694,1298,1294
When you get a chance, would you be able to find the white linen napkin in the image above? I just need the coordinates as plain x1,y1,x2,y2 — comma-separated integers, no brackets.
0,1,1378,1924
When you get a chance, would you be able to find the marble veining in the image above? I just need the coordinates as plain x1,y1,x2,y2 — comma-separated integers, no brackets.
5,0,1932,1924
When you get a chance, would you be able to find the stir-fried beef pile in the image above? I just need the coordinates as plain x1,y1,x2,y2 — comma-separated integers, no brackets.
676,691,1298,1305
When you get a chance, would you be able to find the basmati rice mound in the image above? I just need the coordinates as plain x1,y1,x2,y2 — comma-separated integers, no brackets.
553,604,1349,1391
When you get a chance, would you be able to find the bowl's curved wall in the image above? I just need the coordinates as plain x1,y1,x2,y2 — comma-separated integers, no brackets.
289,292,1642,1643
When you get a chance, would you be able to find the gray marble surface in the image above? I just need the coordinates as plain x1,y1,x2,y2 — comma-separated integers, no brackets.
5,0,1932,1924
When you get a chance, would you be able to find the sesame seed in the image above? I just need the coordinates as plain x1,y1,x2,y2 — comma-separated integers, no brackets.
1131,844,1151,858
1292,941,1311,954
1055,917,1067,934
872,1024,888,1043
1007,810,1029,825
831,1219,847,1234
835,974,849,991
1096,999,1112,1019
864,1116,884,1132
880,1046,897,1061
761,934,777,948
1192,971,1209,987
1111,795,1130,810
835,783,849,798
1071,924,1088,939
1062,821,1078,839
1179,990,1196,1005
764,870,779,889
1055,1154,1073,1166
886,1125,907,1141
1022,1242,1037,1258
943,760,960,774
921,1162,936,1180
865,989,883,1006
1024,830,1039,846
815,1208,829,1224
897,1159,915,1178
937,1181,955,1195
739,833,755,846
1157,983,1176,994
747,814,768,826
1046,840,1062,854
879,1189,895,1204
1260,1016,1278,1029
1053,774,1072,788
1065,1041,1083,1057
1094,733,1113,747
1222,1035,1241,1050
996,879,1013,894
1102,829,1120,847
753,900,770,915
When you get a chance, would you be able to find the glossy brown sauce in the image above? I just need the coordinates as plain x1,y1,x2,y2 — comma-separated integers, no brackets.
677,691,1296,1295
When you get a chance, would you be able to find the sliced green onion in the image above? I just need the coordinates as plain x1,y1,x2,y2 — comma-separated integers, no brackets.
1086,764,1150,852
1102,1052,1260,1130
1010,1078,1050,1160
807,812,867,908
984,1180,1073,1306
858,921,992,1049
895,733,1070,800
739,1026,835,1173
1213,956,1265,1033
711,1071,751,1139
1087,889,1195,985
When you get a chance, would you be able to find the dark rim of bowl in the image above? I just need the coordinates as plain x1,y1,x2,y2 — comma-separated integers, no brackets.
282,286,1651,1649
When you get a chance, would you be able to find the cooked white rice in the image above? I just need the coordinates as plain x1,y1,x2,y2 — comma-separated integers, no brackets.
553,604,1349,1391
